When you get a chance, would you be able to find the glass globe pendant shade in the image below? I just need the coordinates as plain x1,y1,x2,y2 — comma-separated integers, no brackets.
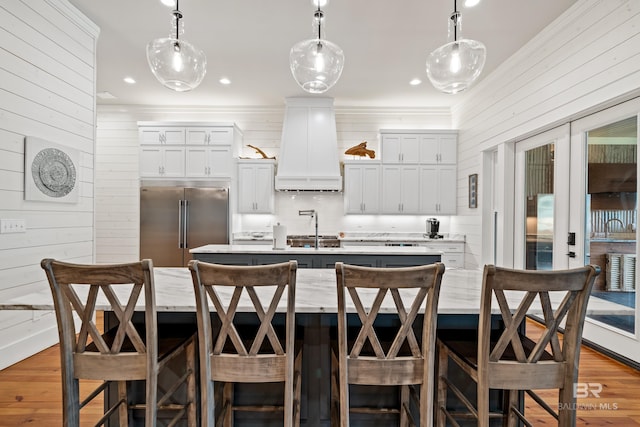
426,39,486,94
147,37,207,92
290,38,344,94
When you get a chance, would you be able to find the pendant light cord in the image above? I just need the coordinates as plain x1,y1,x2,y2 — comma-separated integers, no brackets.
174,0,182,41
452,0,458,42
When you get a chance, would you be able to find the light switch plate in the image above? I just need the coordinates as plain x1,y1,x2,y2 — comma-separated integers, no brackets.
0,219,27,234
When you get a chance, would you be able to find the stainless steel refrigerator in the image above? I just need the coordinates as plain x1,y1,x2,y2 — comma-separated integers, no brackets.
140,185,229,267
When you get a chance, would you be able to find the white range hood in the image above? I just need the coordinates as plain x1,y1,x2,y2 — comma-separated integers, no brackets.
275,97,342,191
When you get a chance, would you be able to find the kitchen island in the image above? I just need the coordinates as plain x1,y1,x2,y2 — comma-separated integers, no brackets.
4,268,629,426
190,244,442,268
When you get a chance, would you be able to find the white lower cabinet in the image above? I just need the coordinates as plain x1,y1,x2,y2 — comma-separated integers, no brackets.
419,165,457,214
381,165,420,214
238,160,275,213
344,162,380,214
140,146,185,178
419,241,465,268
186,146,233,178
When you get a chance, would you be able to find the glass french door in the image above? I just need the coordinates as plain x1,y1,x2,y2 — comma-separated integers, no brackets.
569,99,639,362
514,125,571,271
514,99,639,362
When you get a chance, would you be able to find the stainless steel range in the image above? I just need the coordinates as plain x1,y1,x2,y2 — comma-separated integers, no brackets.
287,235,340,248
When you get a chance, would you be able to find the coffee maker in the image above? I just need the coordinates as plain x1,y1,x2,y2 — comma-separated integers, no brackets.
426,218,442,239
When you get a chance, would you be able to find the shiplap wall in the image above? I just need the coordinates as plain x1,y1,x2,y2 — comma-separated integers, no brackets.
0,0,98,369
94,106,453,264
452,0,640,271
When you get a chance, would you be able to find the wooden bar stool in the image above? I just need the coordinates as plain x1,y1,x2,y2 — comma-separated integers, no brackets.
332,262,446,426
41,258,197,427
436,264,600,427
188,260,301,427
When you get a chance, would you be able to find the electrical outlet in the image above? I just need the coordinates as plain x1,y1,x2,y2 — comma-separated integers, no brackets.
0,219,26,234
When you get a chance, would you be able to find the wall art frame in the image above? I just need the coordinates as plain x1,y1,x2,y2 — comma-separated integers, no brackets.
468,173,478,209
24,136,79,203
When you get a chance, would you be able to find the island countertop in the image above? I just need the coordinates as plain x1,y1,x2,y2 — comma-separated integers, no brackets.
2,268,630,316
189,244,443,255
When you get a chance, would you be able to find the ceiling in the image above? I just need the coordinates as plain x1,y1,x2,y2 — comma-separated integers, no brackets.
69,0,578,109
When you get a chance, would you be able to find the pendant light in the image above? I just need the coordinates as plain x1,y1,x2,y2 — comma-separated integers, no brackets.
146,0,207,92
426,0,486,94
290,0,345,94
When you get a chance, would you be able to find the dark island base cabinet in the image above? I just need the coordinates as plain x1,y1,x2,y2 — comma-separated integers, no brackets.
192,252,441,268
105,312,509,427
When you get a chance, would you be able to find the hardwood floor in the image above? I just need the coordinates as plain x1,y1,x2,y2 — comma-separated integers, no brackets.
0,319,639,426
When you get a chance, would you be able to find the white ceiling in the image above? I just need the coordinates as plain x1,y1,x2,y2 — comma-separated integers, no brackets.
69,0,578,108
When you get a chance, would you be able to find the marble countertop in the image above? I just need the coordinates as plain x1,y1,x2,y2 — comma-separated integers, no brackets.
189,244,443,255
1,268,631,316
338,232,465,243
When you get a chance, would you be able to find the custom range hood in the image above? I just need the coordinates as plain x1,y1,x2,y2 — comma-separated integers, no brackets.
275,97,342,191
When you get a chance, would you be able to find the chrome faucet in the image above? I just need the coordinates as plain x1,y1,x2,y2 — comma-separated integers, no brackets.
298,209,318,249
604,218,625,238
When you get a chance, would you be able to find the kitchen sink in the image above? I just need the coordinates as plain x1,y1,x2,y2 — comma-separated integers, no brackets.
287,234,340,248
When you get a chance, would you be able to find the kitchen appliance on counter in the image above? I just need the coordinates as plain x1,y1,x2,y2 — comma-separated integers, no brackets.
140,183,229,267
427,218,443,239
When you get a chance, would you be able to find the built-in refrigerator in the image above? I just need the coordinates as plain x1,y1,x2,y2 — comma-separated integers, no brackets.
140,184,229,267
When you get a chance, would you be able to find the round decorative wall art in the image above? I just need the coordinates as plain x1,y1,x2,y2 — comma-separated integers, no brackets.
24,136,80,203
31,148,77,198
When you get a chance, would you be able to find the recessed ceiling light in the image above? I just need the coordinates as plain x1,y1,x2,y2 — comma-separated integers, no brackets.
96,91,117,99
409,78,422,86
160,0,176,7
465,0,481,7
123,76,136,84
219,77,231,85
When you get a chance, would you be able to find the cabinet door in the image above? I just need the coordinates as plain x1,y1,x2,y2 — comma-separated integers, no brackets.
400,135,421,163
140,146,163,177
344,164,365,213
162,147,186,177
206,146,233,177
253,164,274,212
360,165,380,213
381,166,403,213
140,128,164,145
438,166,457,214
419,134,439,163
438,134,457,164
238,165,256,212
400,166,420,213
419,166,439,213
164,128,186,144
185,147,209,177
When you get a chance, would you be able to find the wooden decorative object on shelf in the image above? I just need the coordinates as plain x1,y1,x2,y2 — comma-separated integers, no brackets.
344,141,375,159
247,144,275,159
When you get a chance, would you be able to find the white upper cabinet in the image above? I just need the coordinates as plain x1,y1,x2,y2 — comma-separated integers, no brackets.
419,133,457,164
140,127,186,145
140,146,186,178
185,145,233,178
344,161,380,214
380,134,421,163
186,127,233,145
138,122,242,179
381,165,421,214
238,160,275,213
377,129,458,215
419,165,457,214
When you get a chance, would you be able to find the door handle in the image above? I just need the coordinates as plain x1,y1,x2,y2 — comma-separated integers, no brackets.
178,200,184,248
183,200,189,248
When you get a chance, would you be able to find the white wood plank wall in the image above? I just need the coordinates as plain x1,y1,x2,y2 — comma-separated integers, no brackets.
452,0,640,270
94,106,452,263
0,0,98,369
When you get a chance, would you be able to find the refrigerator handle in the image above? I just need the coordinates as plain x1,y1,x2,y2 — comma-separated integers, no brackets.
178,200,184,248
183,200,189,248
